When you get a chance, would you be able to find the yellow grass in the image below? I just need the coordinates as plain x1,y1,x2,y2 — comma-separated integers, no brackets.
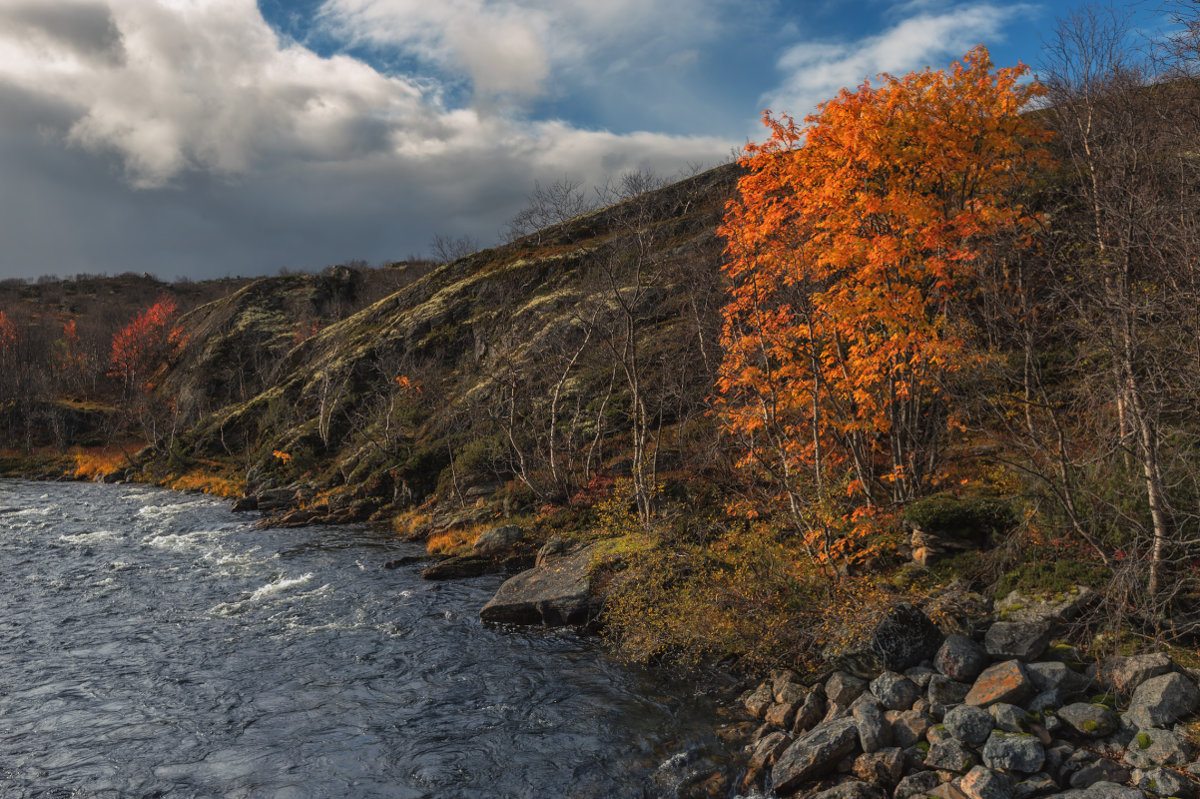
70,445,138,480
167,469,242,499
426,522,486,556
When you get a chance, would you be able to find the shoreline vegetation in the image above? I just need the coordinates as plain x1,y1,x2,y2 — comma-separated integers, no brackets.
7,10,1200,795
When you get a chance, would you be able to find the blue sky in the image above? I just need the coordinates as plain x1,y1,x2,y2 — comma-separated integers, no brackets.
0,0,1148,279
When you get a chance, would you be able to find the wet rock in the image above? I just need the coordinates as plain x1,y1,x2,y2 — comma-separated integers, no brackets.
926,738,980,773
937,634,991,682
985,622,1052,661
383,554,438,569
422,555,497,580
930,675,974,706
479,544,601,626
945,704,996,746
960,765,1014,799
1123,727,1192,769
981,731,1045,774
1125,672,1200,729
1100,653,1173,696
1056,702,1118,738
1133,765,1195,798
255,487,297,511
472,524,524,556
871,671,921,711
231,495,258,511
851,695,890,753
827,672,869,705
895,771,943,799
772,717,861,795
852,748,904,788
828,603,943,679
966,661,1035,708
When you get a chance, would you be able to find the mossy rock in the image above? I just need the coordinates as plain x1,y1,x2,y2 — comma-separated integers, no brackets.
996,559,1111,599
903,493,1016,546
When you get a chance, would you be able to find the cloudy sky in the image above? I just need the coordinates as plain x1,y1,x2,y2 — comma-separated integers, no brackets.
0,0,1089,280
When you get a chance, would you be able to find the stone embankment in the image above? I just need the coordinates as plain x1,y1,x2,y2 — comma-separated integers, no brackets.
737,592,1200,799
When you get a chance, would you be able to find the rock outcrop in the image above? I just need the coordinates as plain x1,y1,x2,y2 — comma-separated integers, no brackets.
479,543,600,626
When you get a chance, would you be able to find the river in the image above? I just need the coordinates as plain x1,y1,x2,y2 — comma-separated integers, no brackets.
0,480,737,798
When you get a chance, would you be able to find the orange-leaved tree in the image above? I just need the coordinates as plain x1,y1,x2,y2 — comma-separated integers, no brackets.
109,295,185,396
717,45,1050,568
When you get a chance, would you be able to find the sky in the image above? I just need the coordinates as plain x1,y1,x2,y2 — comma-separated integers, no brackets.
0,0,1123,280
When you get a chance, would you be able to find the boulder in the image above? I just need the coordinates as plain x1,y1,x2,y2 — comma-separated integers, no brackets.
870,671,920,711
766,699,801,730
981,731,1045,774
1069,759,1129,789
1049,781,1146,798
926,738,980,773
930,675,974,706
945,704,996,746
813,780,886,799
984,621,1052,661
828,603,943,678
747,730,791,771
422,555,497,580
479,544,601,626
744,683,774,719
887,709,934,748
1123,727,1193,769
960,765,1014,799
895,771,943,799
1100,653,1173,696
471,524,524,556
993,586,1097,625
1012,773,1057,798
827,672,869,705
851,695,891,753
1126,672,1200,729
989,703,1029,733
1132,765,1195,798
1056,703,1118,738
772,717,862,795
966,661,1036,708
936,634,991,682
793,690,828,734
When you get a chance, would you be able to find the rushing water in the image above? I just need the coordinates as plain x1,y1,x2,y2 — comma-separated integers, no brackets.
0,480,737,799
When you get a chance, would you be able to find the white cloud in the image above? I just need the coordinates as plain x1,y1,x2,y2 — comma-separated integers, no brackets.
764,3,1036,121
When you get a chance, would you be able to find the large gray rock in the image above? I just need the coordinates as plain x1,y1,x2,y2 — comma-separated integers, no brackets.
471,524,524,556
744,683,774,718
772,717,861,795
793,690,828,734
813,780,886,799
870,671,920,711
989,703,1028,733
1048,782,1146,798
827,603,943,678
1025,661,1092,699
1125,672,1200,729
981,732,1045,774
1100,653,1173,695
936,634,991,682
984,621,1052,661
1133,765,1195,798
1056,703,1118,738
827,672,869,705
926,738,980,773
851,695,891,753
894,771,942,799
993,586,1097,625
887,709,933,747
1123,727,1193,769
945,704,996,746
478,543,600,625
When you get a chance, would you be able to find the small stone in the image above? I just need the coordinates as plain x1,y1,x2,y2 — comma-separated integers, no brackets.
794,690,828,734
744,683,774,719
989,703,1029,733
1126,672,1200,729
827,671,870,705
1057,702,1119,738
937,634,991,682
960,765,1014,799
966,661,1036,708
930,674,974,705
945,704,996,746
894,770,942,799
926,738,980,773
981,731,1045,774
984,621,1052,661
851,695,891,754
871,671,921,711
1133,765,1196,798
852,747,904,788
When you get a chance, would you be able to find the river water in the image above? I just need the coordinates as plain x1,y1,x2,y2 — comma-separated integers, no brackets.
0,480,737,798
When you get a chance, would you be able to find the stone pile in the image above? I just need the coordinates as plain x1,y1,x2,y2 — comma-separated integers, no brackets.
739,598,1200,799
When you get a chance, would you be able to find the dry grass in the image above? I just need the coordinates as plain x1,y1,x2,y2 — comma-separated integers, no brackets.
426,522,486,556
70,445,139,480
166,469,242,498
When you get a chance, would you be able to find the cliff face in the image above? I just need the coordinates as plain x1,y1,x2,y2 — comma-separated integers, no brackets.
155,164,739,520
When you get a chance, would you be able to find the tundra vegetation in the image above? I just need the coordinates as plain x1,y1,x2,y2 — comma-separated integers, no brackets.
4,4,1200,677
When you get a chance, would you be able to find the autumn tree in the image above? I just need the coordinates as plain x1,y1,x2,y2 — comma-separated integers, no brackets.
109,295,186,440
717,46,1050,565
